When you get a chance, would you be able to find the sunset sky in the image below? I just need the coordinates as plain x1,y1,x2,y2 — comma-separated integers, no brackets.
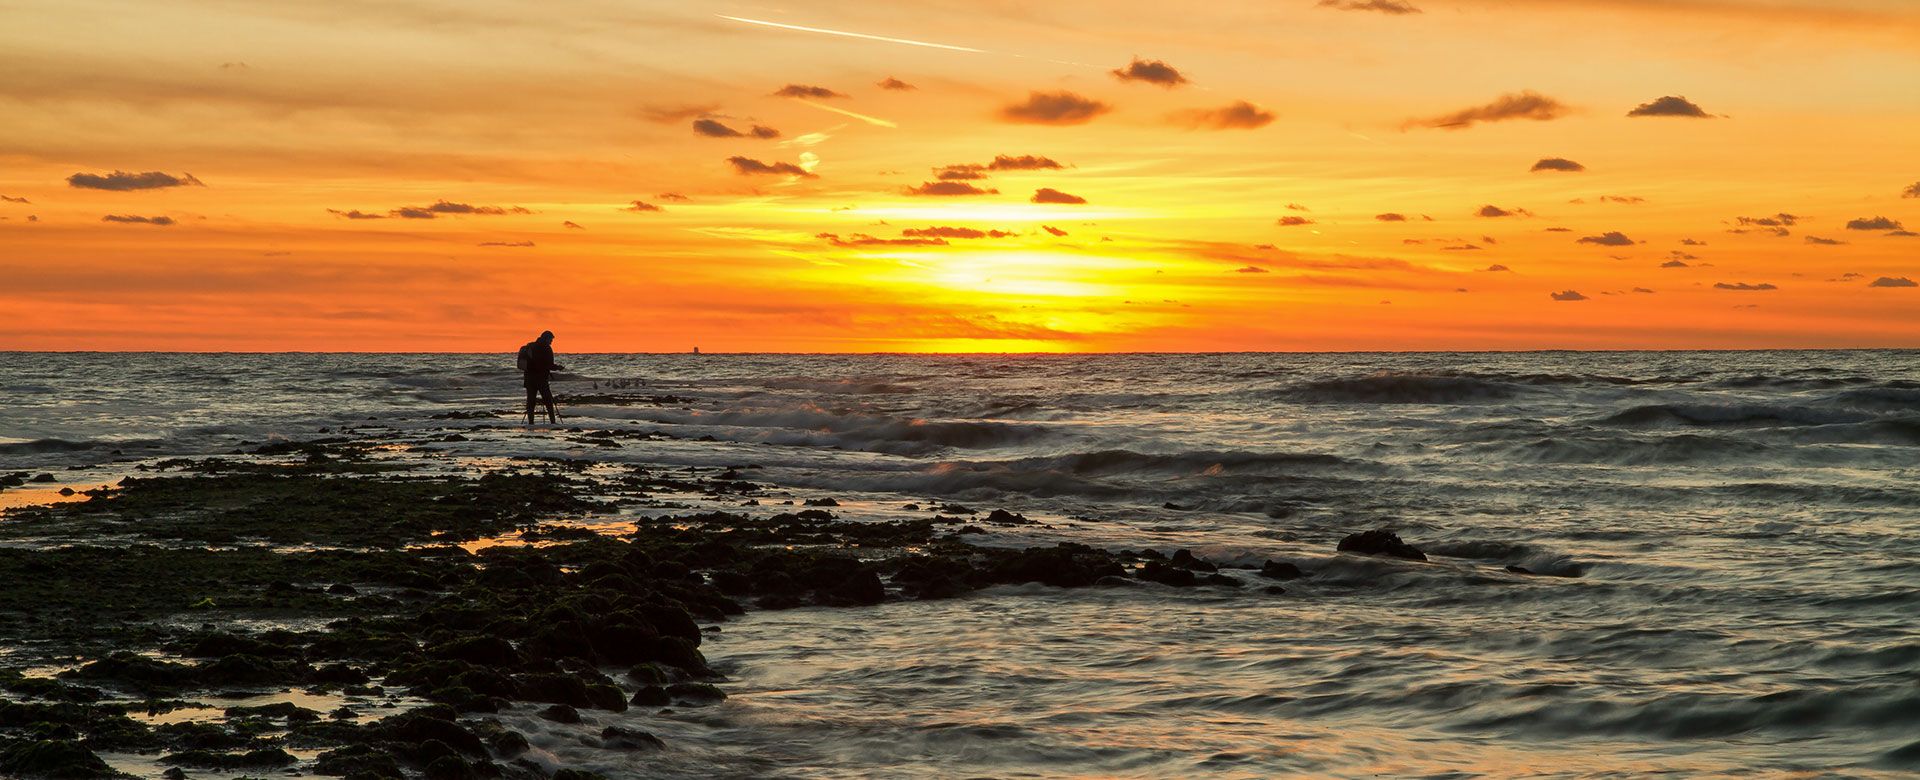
3,0,1917,352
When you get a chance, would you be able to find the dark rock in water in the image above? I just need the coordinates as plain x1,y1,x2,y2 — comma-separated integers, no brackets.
625,663,673,686
902,503,920,511
162,747,298,768
802,497,839,507
630,685,671,706
0,739,115,779
428,636,522,667
552,770,610,780
1337,530,1427,561
665,682,726,704
936,504,975,515
1259,560,1304,580
1169,549,1217,572
827,570,885,605
539,704,580,724
1506,565,1534,575
314,744,403,777
162,768,187,780
709,570,751,595
379,709,489,757
1202,573,1241,587
58,487,75,496
794,509,834,521
1094,575,1133,587
29,473,55,483
1162,502,1188,510
985,509,1029,524
1262,585,1287,595
600,725,666,750
1137,561,1197,587
985,543,1125,588
327,582,358,595
425,754,483,780
515,673,593,708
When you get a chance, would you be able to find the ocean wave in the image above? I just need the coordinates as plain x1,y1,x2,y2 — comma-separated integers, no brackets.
1423,539,1585,577
1598,403,1874,428
1455,685,1920,740
588,404,1055,455
1280,373,1525,404
0,438,102,454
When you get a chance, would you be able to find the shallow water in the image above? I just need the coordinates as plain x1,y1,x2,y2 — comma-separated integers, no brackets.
4,350,1918,775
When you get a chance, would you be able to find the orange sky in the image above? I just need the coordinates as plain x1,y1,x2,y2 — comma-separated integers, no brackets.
2,0,1917,352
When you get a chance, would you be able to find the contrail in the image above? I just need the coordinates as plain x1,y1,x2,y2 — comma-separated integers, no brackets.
795,99,898,128
717,15,987,53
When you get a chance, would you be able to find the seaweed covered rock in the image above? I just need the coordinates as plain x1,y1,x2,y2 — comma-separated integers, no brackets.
1259,560,1305,580
0,739,116,779
1337,530,1426,561
984,544,1124,588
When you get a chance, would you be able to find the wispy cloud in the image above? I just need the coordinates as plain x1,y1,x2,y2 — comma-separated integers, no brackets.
1550,290,1589,301
877,77,916,91
1001,91,1112,125
1846,216,1904,231
69,171,203,191
1628,95,1715,118
1531,157,1585,173
774,84,847,99
718,15,987,54
1031,188,1087,204
1715,281,1778,291
1869,276,1916,288
1407,91,1569,130
728,157,817,178
1174,101,1275,129
100,214,174,225
1111,58,1188,87
1577,231,1634,246
906,181,996,196
1318,0,1421,13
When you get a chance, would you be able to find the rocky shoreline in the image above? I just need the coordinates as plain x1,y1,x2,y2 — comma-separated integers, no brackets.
0,420,1327,780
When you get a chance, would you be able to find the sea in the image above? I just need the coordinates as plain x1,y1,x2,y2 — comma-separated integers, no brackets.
3,350,1918,778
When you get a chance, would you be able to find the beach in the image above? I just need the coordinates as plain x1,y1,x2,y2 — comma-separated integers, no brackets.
1,351,1917,778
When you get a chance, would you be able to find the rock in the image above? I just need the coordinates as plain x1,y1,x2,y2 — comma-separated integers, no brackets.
827,570,885,606
539,704,580,724
425,754,482,780
161,748,298,768
1336,530,1426,561
1136,561,1197,587
58,487,75,496
802,497,839,507
29,473,55,483
428,636,523,667
708,570,751,595
600,725,665,750
552,770,609,780
630,685,671,706
985,509,1029,524
379,710,489,757
327,583,358,595
314,744,404,777
985,544,1124,588
1202,573,1241,587
1261,585,1288,595
1169,549,1217,572
0,740,115,779
665,682,726,705
162,768,187,780
1259,560,1304,580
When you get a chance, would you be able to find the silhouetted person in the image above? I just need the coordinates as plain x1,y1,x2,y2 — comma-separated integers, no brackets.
518,331,564,424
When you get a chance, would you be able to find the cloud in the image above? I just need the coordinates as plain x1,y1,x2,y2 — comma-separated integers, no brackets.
1869,276,1917,288
1550,290,1588,301
1804,236,1846,245
1407,91,1569,130
1111,57,1188,87
1680,238,1706,245
387,201,532,219
1661,260,1690,267
1846,216,1904,231
1375,213,1409,222
624,201,662,212
642,104,720,123
100,214,174,225
1736,213,1801,227
1632,287,1655,294
1627,95,1714,118
68,171,203,191
327,209,385,220
773,84,847,99
1000,91,1112,125
1175,100,1275,130
1235,266,1270,273
478,241,535,247
906,181,997,196
936,165,987,180
1286,203,1310,212
1903,182,1920,199
989,154,1066,171
1544,227,1573,232
1577,231,1634,246
1484,264,1511,272
1276,216,1314,226
1531,157,1585,173
1478,205,1531,218
0,195,29,204
728,156,817,177
1318,0,1421,13
1031,188,1086,204
656,193,690,202
1443,244,1481,251
563,221,584,229
818,232,946,247
901,226,1015,239
877,77,916,91
1714,282,1778,291
1042,225,1068,237
1891,230,1920,238
693,118,781,139
1599,195,1645,205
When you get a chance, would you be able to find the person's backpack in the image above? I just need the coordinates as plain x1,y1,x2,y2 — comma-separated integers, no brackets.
516,345,530,372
